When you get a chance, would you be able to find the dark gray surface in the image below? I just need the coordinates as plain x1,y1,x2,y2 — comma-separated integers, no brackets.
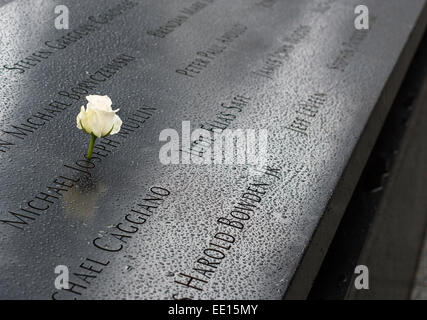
0,0,425,299
347,63,427,300
307,31,427,299
412,235,427,300
0,0,13,8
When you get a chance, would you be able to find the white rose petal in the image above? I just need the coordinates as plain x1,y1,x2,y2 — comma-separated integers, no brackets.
111,114,123,135
86,95,112,112
76,95,122,138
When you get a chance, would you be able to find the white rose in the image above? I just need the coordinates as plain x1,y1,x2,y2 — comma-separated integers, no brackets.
76,95,122,138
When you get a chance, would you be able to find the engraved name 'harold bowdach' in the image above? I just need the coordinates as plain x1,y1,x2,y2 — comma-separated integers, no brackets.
0,0,425,300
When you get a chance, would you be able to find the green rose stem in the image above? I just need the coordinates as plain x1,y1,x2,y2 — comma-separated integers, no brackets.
87,133,96,160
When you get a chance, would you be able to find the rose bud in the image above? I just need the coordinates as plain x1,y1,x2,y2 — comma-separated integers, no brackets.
76,95,122,159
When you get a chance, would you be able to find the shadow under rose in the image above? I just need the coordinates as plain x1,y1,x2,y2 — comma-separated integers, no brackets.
61,173,108,221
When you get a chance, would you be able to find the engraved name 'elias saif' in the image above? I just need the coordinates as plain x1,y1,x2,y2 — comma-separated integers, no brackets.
159,121,268,168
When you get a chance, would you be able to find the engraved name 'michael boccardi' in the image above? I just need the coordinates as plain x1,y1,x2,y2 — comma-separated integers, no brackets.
0,53,136,154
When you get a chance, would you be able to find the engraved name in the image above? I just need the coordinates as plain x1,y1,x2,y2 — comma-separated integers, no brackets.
0,107,157,231
285,93,327,136
327,17,376,72
147,0,215,38
2,0,139,74
172,166,281,299
176,23,247,78
0,53,136,154
252,25,310,80
180,94,251,159
51,186,171,300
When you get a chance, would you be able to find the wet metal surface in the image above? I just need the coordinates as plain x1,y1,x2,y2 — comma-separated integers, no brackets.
0,0,425,299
